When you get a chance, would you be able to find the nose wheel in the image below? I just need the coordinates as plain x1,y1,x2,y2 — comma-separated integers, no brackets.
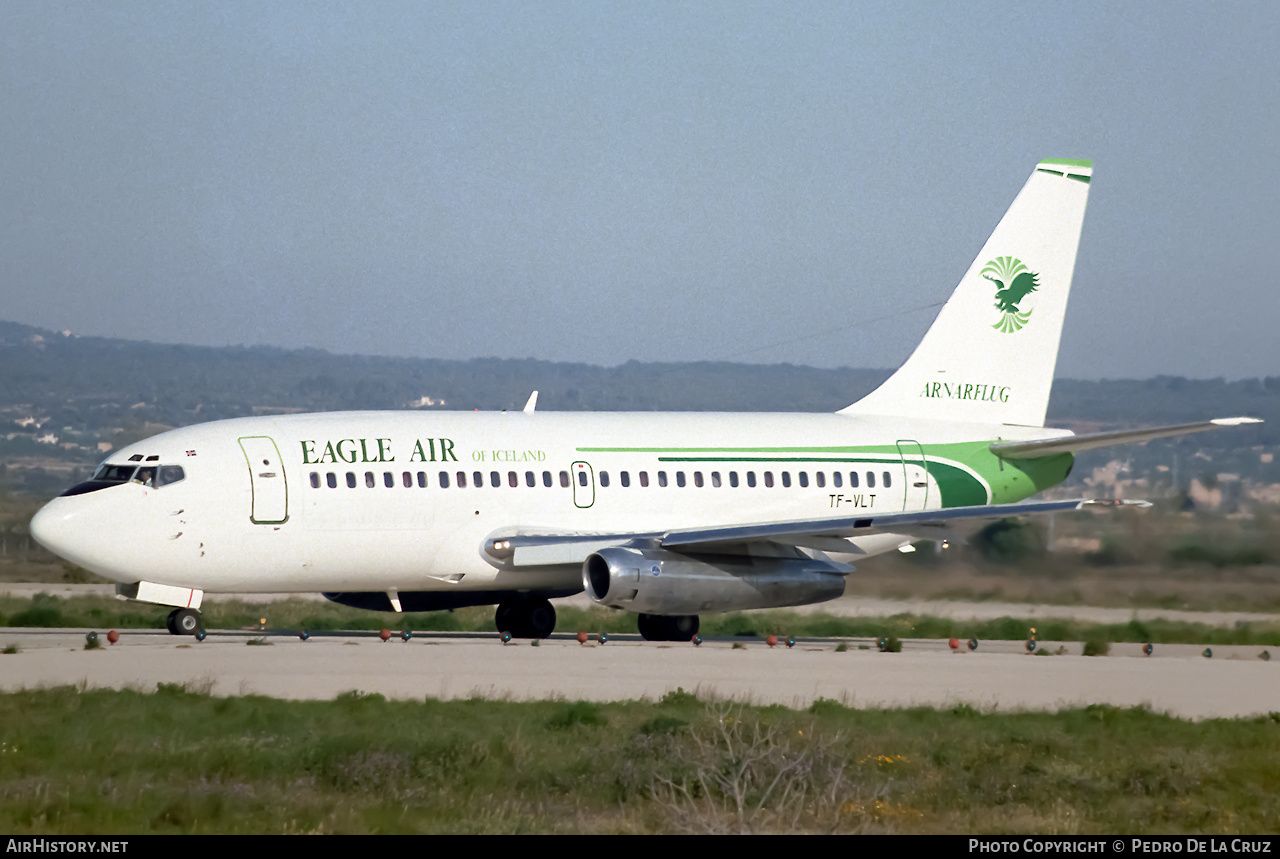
166,608,204,636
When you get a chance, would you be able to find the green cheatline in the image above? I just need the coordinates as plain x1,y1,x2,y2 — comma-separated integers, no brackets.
1039,158,1092,168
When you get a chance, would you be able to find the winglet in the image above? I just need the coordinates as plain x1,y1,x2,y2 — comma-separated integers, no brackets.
523,391,538,414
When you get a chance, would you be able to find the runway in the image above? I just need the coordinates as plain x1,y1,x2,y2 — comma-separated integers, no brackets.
1,626,1276,719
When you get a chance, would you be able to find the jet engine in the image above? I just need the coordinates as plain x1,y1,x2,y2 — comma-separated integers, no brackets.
582,545,846,615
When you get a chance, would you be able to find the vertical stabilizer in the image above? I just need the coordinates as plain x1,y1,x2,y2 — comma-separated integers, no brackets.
840,159,1092,427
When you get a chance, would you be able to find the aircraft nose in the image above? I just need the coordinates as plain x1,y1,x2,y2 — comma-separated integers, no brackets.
29,498,75,558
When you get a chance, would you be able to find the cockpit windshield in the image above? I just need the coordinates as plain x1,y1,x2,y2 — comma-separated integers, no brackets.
62,463,187,496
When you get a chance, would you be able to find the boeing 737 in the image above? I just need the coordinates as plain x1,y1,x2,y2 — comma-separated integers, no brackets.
29,159,1260,639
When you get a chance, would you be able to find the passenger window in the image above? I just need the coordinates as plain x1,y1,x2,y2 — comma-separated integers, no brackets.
309,472,320,489
508,471,518,488
639,471,649,487
600,471,610,487
764,471,774,488
473,471,483,488
543,471,553,487
346,472,357,488
747,471,756,487
850,471,859,488
417,472,427,488
560,471,570,488
815,472,825,488
489,471,499,488
798,472,808,488
457,471,467,488
867,471,875,489
327,472,337,489
526,471,536,487
365,472,375,488
384,472,394,488
833,472,842,488
693,472,703,488
620,471,630,487
676,472,686,488
657,471,668,487
883,471,892,488
402,472,412,488
711,472,721,488
729,471,738,487
577,470,588,487
781,472,791,488
439,471,451,488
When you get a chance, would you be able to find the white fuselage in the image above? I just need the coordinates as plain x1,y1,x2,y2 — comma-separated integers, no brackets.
29,410,1056,596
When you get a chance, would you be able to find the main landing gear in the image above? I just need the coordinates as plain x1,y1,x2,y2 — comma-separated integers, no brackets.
166,608,203,636
637,613,700,642
494,596,556,639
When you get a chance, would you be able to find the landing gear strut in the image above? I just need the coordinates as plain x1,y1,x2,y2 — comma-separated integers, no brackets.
637,613,700,642
165,608,203,636
494,597,556,639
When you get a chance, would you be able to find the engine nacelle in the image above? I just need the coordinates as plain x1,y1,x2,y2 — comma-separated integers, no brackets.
582,546,846,614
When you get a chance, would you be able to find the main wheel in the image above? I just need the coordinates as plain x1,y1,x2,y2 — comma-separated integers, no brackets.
169,608,202,636
494,597,556,639
637,613,700,642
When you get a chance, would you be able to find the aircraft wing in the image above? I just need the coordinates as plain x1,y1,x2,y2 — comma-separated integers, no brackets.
486,498,1148,567
990,417,1262,459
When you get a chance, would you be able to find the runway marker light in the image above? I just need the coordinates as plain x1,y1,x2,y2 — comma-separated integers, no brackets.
1203,647,1213,658
259,618,266,631
692,634,702,646
786,636,796,648
1143,642,1153,656
85,632,99,650
577,632,588,645
107,630,119,645
401,630,411,642
968,638,979,651
598,632,608,644
299,630,310,641
501,631,513,644
379,629,391,642
196,630,206,642
766,635,778,648
948,638,959,651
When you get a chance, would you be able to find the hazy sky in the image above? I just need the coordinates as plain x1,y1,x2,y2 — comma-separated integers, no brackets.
2,1,1277,380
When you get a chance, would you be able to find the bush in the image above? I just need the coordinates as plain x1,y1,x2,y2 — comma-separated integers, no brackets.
1082,639,1110,657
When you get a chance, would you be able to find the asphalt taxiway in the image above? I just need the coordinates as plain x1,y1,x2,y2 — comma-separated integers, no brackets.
1,626,1276,719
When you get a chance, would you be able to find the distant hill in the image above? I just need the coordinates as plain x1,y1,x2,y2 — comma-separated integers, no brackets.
1,319,1275,498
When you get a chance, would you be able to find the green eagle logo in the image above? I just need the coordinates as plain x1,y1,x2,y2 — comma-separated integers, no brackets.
981,256,1039,333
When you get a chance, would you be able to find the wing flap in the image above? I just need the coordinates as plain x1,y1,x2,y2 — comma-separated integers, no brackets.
486,499,1147,567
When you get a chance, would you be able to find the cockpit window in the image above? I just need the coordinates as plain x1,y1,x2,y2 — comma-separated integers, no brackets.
157,466,185,486
92,464,137,482
62,463,186,496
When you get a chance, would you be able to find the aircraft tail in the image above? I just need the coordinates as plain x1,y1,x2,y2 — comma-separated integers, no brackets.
840,159,1092,427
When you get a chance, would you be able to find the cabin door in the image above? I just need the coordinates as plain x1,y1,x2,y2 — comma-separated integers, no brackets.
238,436,289,524
895,440,930,511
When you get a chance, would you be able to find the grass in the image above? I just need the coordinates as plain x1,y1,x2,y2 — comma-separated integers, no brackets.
5,592,1280,646
0,687,1278,834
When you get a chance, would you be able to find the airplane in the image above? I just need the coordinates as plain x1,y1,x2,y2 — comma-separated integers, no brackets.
29,159,1261,640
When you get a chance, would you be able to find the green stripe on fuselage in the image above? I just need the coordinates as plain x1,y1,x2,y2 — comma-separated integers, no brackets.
575,442,1073,508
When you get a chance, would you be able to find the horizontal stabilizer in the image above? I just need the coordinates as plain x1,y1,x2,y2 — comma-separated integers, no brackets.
990,417,1262,460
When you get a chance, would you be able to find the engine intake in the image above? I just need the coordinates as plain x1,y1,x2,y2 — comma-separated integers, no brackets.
582,545,846,615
